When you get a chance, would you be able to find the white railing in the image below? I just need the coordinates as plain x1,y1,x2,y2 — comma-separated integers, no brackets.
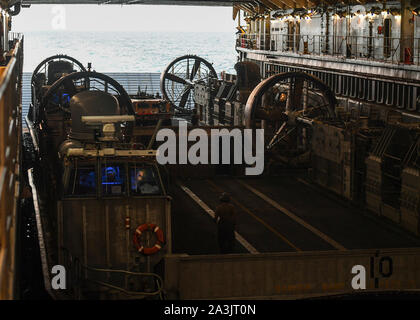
236,33,420,66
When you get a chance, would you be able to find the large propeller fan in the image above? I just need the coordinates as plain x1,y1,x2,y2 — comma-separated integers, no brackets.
160,55,217,112
31,54,87,105
245,72,337,165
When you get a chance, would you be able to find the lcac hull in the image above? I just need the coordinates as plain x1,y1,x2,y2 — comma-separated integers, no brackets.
57,196,171,298
27,66,172,299
28,146,173,300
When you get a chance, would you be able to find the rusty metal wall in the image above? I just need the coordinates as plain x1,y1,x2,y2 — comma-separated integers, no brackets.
0,35,23,300
165,248,420,299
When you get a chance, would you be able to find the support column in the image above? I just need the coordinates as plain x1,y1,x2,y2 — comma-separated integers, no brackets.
400,0,415,63
265,15,271,50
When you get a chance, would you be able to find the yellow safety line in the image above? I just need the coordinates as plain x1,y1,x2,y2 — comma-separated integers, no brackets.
236,180,347,251
178,183,259,254
206,179,301,252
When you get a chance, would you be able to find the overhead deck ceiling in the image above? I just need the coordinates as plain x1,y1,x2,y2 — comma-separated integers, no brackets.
12,0,409,8
16,0,247,5
5,0,416,19
234,0,412,15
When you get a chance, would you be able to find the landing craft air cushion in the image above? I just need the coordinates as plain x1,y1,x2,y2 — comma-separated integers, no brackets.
26,55,171,299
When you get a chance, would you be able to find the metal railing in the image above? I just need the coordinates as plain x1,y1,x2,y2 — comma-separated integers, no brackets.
236,33,420,66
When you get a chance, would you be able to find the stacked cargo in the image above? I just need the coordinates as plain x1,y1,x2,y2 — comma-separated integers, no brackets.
311,122,353,200
232,101,245,126
365,125,420,229
193,61,260,128
213,82,230,125
214,81,237,126
365,127,398,218
194,83,213,125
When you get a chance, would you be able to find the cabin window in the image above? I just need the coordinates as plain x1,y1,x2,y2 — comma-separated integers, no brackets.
66,166,96,196
101,164,126,196
130,166,161,195
51,93,71,105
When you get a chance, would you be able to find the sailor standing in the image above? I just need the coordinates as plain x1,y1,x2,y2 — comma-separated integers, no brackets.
214,192,236,254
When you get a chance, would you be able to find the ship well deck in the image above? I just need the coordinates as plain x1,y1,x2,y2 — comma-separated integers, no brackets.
172,175,420,255
167,174,420,299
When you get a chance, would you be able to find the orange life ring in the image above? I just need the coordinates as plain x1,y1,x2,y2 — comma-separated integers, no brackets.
133,223,165,255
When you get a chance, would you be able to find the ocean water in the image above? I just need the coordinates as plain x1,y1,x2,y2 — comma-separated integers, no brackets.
22,31,238,74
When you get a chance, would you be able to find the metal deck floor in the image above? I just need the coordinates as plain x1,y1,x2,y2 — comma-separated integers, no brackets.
171,176,420,255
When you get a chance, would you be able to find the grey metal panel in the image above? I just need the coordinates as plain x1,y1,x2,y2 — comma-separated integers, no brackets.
367,79,374,102
22,72,32,126
166,248,420,299
402,85,409,109
407,86,416,111
106,72,161,96
62,200,84,263
60,197,169,271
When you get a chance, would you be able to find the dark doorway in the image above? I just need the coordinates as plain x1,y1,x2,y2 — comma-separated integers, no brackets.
383,18,392,58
